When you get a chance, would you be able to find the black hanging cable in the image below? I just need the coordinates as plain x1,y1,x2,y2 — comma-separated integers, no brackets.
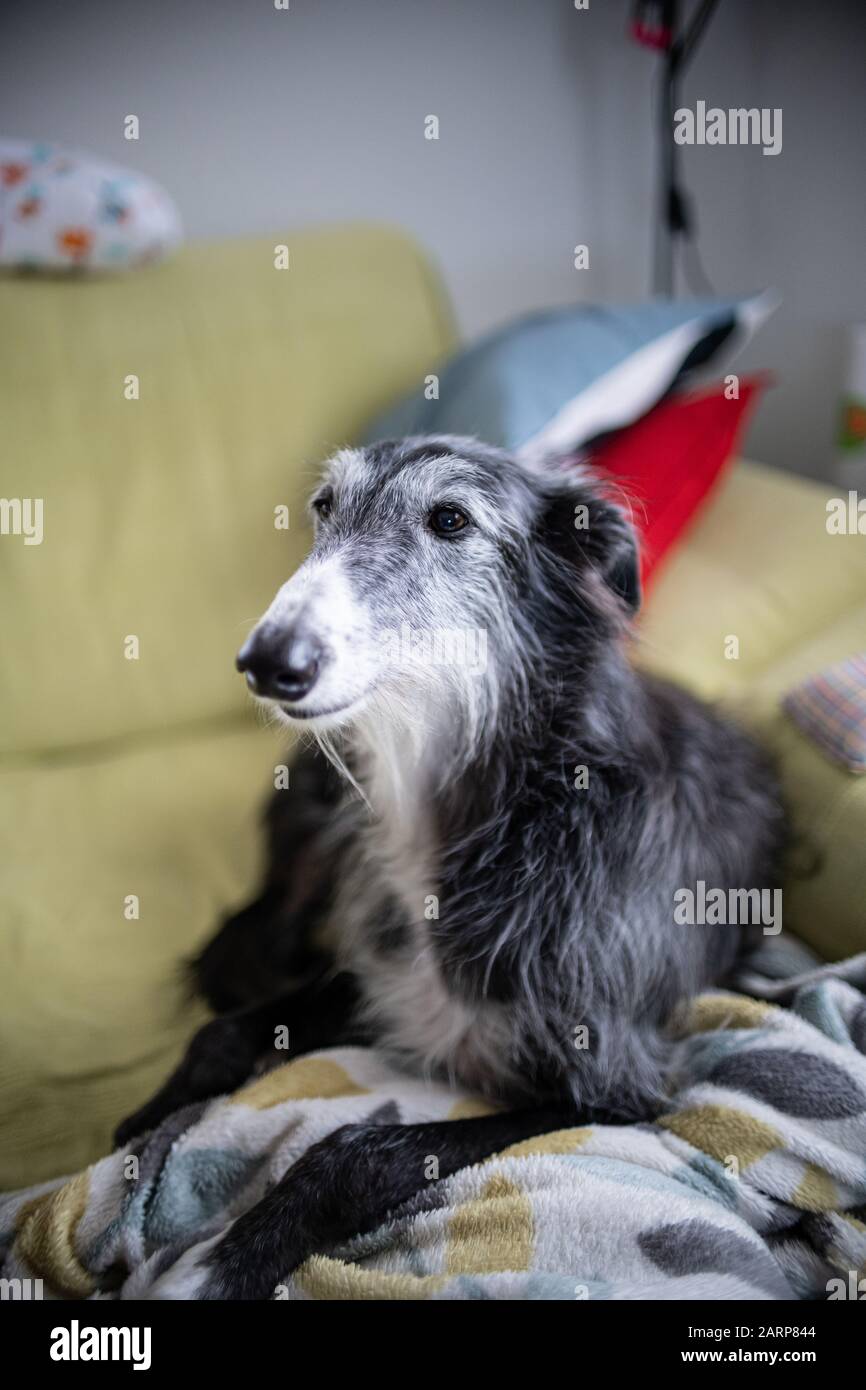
634,0,721,297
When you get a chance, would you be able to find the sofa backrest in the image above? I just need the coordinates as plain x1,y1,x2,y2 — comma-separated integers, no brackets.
0,225,455,755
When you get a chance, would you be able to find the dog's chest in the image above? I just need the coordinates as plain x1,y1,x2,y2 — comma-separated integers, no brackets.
334,807,515,1095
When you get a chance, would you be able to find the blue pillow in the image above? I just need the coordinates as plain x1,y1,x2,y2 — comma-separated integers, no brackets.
365,293,774,462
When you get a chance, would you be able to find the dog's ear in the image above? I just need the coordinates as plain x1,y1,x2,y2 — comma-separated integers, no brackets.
602,521,642,612
539,482,642,614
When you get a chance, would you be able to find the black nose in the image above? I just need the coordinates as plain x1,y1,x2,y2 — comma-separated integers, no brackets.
236,629,322,702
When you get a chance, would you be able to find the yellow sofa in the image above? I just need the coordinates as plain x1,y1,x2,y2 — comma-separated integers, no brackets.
1,227,864,1189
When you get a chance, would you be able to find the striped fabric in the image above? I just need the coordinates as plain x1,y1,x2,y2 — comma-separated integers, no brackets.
784,654,866,774
2,940,866,1301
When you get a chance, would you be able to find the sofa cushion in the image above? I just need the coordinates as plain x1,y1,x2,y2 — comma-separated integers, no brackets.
0,226,456,757
639,461,866,697
782,654,866,774
586,376,766,589
639,460,866,960
0,138,183,272
366,294,772,461
0,719,292,1188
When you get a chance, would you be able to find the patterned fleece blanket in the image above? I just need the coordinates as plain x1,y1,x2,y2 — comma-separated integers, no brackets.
2,943,866,1301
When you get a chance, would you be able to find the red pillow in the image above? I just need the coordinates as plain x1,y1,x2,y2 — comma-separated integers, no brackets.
586,376,768,590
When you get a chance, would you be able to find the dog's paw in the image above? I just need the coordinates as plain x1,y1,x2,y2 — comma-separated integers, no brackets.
144,1234,224,1300
143,1229,284,1301
112,1015,260,1148
113,1097,171,1148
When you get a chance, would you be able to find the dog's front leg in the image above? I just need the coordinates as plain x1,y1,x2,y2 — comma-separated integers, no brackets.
114,969,364,1146
197,1108,575,1300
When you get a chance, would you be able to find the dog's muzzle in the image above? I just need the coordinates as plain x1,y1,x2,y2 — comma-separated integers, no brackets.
236,626,322,702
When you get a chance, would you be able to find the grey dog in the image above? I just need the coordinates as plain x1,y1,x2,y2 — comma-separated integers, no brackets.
117,434,787,1298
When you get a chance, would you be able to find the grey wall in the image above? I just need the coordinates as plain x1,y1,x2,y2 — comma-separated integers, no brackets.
3,0,864,481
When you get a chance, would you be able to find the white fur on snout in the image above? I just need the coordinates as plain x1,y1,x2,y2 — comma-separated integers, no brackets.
254,556,379,722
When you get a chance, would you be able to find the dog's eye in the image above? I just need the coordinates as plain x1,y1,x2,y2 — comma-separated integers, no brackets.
312,491,333,521
428,506,469,537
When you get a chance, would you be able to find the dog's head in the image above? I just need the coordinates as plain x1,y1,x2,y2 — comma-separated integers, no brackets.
237,435,640,749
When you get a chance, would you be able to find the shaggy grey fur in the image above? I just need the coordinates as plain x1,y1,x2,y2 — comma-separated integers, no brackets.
234,434,787,1120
